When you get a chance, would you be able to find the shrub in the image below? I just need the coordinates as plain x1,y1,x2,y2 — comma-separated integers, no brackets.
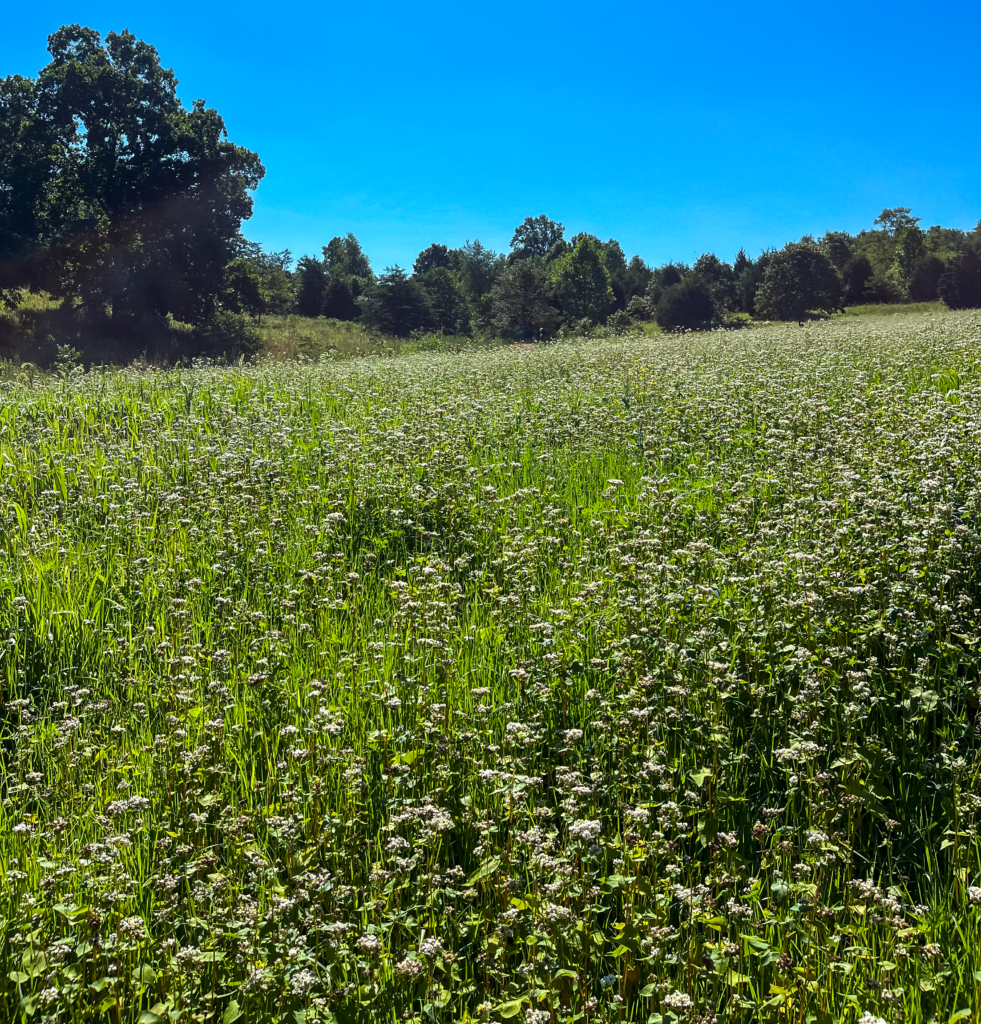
655,277,718,329
191,311,262,361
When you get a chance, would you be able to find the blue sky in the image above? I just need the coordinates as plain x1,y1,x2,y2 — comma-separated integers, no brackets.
3,1,979,271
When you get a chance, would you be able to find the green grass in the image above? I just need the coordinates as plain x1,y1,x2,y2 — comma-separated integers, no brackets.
1,311,980,1024
838,301,948,317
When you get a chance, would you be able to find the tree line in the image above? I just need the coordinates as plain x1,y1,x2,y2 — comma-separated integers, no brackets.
2,27,980,364
270,207,981,338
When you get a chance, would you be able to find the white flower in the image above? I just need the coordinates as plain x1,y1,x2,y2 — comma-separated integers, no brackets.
857,1013,887,1024
568,819,601,841
662,990,694,1013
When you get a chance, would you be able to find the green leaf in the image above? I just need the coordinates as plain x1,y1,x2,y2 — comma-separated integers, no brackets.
689,768,713,788
466,856,501,885
132,965,156,984
494,999,526,1019
8,971,29,984
21,949,46,978
222,999,242,1024
948,1011,972,1023
639,983,656,997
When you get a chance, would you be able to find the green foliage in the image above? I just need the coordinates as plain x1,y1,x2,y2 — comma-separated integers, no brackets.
874,206,921,235
692,252,736,312
489,258,560,339
894,225,927,296
413,243,452,275
939,248,981,309
755,242,842,320
842,253,874,305
909,255,946,302
360,265,432,336
418,266,470,335
734,251,772,316
509,215,565,261
0,25,263,334
551,235,615,324
191,309,262,361
654,275,718,328
819,230,854,272
295,256,328,317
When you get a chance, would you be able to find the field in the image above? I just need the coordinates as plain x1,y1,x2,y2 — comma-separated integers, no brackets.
1,309,980,1024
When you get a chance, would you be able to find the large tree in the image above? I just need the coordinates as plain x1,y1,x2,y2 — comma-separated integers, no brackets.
490,259,560,339
509,215,565,261
0,26,264,329
360,266,431,337
551,235,614,324
755,242,843,320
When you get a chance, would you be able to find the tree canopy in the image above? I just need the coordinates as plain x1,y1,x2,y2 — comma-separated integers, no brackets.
0,25,263,340
755,243,843,320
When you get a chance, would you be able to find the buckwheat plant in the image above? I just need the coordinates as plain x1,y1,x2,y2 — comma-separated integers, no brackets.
0,310,979,1023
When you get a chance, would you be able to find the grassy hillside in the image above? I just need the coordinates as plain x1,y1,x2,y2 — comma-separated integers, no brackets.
0,311,980,1023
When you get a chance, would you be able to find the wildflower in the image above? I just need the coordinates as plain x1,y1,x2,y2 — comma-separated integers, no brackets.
662,990,694,1013
394,957,424,978
568,819,601,841
419,937,443,957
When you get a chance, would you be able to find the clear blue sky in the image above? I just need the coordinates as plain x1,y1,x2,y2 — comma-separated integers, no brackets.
3,1,979,271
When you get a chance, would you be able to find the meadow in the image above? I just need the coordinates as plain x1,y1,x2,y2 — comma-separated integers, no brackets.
0,309,980,1024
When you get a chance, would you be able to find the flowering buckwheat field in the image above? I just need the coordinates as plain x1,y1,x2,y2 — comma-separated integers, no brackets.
1,311,980,1024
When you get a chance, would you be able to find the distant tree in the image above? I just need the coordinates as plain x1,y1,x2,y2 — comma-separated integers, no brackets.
874,207,920,236
226,242,293,322
0,25,264,336
509,216,565,261
909,256,946,302
322,277,358,320
893,225,926,297
622,255,652,303
693,252,735,311
223,259,264,319
662,265,684,288
452,240,501,304
490,259,560,339
735,251,772,316
841,254,873,305
938,249,981,310
645,263,686,309
601,239,630,308
733,249,752,280
360,266,431,336
296,256,329,316
755,243,842,320
311,233,373,319
655,277,718,329
820,231,854,273
414,243,451,275
551,236,614,324
418,267,469,334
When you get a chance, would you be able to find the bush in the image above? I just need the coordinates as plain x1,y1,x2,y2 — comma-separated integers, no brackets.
938,249,981,310
756,243,842,320
191,311,262,361
655,278,718,329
